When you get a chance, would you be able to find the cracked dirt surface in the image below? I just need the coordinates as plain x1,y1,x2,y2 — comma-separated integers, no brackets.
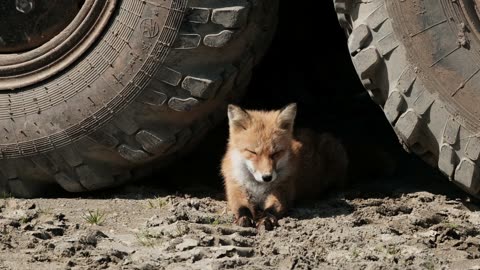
1,157,480,270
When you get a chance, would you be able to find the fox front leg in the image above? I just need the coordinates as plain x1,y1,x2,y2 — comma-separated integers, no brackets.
226,184,255,227
257,191,290,230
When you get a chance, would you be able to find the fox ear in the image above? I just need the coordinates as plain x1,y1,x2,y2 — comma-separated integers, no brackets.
227,104,251,130
277,103,297,131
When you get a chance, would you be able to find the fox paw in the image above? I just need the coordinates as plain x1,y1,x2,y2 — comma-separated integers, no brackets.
256,214,278,231
235,216,254,227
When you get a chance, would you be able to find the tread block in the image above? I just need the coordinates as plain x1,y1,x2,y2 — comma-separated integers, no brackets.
334,0,351,13
8,178,42,198
58,147,83,167
156,67,183,86
438,144,457,179
348,24,371,53
413,90,435,115
353,46,380,80
168,97,200,112
174,34,201,49
220,64,239,98
76,165,115,190
384,90,405,123
87,130,120,149
454,158,480,193
117,144,150,163
395,109,420,144
187,7,210,24
114,171,132,185
113,115,140,136
204,30,235,48
443,118,460,145
235,52,254,88
55,172,86,192
31,155,59,175
396,65,417,94
366,4,388,30
137,90,168,107
0,161,18,180
377,32,399,56
136,130,176,154
211,6,249,28
181,76,222,99
465,136,480,161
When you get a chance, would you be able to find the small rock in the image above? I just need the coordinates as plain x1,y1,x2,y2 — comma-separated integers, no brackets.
79,230,108,246
278,256,297,270
0,219,20,228
412,213,445,228
25,202,36,210
54,213,66,221
352,217,371,227
22,223,34,231
364,254,379,261
109,249,128,259
138,262,160,270
44,225,64,236
54,242,76,257
26,241,36,249
417,230,438,238
176,238,199,251
30,230,51,240
93,255,110,264
33,254,50,262
200,235,215,246
376,205,412,216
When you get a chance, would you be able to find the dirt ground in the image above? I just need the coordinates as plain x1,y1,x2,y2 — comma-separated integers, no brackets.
1,156,480,270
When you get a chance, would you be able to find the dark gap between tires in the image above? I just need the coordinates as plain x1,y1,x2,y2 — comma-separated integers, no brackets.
146,1,466,201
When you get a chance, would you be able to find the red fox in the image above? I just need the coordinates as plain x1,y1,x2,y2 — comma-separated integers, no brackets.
221,103,349,230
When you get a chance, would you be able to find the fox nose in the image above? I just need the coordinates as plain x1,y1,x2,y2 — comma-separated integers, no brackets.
262,174,273,182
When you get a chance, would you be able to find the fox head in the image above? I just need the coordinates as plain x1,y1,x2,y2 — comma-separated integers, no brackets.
227,103,297,184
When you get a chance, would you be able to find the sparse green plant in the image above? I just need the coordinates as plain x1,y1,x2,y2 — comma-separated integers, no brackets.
351,248,359,259
386,245,400,255
445,222,459,229
209,217,230,226
136,229,161,247
146,197,168,209
1,225,8,235
37,208,52,217
212,218,221,226
19,216,30,224
83,209,106,225
0,191,12,200
420,261,435,270
176,223,190,236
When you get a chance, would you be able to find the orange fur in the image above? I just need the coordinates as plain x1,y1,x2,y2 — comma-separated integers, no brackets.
221,104,349,229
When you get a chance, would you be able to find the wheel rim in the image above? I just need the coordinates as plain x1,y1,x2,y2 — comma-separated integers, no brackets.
0,0,117,90
460,0,480,42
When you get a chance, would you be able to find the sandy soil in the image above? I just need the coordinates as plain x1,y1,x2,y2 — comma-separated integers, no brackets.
1,157,480,270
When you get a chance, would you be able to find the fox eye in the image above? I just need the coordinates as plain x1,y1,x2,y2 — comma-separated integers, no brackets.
245,149,257,155
271,150,284,159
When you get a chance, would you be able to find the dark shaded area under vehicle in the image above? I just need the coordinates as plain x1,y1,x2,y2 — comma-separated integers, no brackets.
157,1,453,195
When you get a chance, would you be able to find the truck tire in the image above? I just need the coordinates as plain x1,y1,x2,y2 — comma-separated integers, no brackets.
334,0,480,197
0,0,278,197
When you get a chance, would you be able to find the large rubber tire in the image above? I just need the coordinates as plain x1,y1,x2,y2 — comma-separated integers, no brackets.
0,0,278,197
334,0,480,197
